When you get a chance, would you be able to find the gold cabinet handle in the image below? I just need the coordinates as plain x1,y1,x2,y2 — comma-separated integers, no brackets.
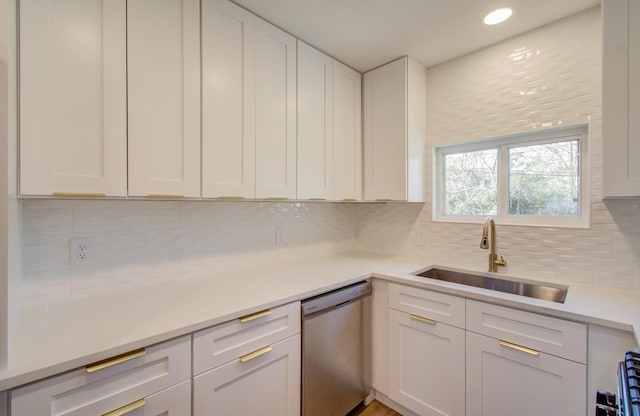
342,198,357,202
52,192,106,197
375,198,393,201
239,309,271,323
499,340,540,356
86,348,146,373
308,197,326,200
267,196,288,200
217,195,245,199
147,194,184,198
410,314,437,325
240,346,272,363
103,398,146,416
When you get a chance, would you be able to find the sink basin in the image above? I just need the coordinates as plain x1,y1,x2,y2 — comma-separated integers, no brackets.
413,267,568,304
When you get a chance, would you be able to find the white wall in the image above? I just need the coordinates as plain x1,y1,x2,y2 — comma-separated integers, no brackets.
357,7,640,290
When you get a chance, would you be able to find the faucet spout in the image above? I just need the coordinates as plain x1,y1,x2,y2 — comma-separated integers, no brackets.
480,216,506,272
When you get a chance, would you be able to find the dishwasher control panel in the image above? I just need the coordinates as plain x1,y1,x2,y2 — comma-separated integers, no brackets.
301,281,371,316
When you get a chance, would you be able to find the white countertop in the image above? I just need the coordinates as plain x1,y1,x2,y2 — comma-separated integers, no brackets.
1,251,639,391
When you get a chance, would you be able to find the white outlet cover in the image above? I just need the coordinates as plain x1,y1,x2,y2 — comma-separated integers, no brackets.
70,238,93,266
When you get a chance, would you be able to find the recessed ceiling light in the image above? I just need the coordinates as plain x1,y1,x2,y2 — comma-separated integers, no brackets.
484,8,513,25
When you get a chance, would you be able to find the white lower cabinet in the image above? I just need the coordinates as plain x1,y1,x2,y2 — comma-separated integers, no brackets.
380,283,588,416
192,301,301,416
388,310,465,416
193,334,301,415
387,284,466,416
466,331,586,416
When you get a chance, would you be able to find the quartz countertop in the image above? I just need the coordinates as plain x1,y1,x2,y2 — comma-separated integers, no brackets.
1,251,638,391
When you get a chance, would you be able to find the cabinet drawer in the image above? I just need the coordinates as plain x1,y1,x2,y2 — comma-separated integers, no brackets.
10,335,191,416
388,283,465,329
466,300,586,363
193,301,300,374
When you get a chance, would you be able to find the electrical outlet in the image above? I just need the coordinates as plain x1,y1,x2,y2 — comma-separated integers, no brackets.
70,238,93,265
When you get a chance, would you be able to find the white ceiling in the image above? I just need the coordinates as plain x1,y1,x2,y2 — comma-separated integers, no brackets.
233,0,601,72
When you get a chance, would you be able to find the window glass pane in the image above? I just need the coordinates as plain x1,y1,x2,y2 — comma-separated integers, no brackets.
508,139,579,216
444,149,498,215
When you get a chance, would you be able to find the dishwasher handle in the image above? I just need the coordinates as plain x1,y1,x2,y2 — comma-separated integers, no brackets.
302,281,371,317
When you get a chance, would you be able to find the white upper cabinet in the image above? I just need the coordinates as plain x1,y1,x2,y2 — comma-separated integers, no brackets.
363,57,426,202
254,20,297,200
19,0,127,196
603,0,640,197
297,41,362,201
202,0,256,199
297,41,333,200
332,61,362,201
127,0,201,198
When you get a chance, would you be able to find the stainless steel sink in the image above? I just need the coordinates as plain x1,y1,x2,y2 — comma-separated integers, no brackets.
413,267,569,304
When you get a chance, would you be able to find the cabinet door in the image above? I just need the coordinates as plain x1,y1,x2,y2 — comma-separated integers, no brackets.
127,0,200,198
388,309,465,416
254,20,297,200
201,0,256,199
363,58,407,201
332,61,362,201
297,41,332,200
466,331,586,416
19,0,127,196
603,0,640,197
193,334,300,416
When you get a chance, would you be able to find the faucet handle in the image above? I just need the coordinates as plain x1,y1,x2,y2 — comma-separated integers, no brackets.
494,256,507,266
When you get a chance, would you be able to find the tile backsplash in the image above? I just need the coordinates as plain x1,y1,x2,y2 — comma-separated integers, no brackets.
21,200,359,307
19,6,640,308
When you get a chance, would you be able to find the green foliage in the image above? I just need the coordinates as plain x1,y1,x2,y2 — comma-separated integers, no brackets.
444,140,579,217
445,149,498,215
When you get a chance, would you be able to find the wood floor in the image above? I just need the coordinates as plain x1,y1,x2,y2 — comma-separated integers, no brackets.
350,400,403,416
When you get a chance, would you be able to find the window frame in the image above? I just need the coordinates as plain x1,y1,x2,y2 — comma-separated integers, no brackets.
433,125,590,228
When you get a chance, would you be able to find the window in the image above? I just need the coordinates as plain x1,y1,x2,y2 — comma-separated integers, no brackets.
434,125,589,228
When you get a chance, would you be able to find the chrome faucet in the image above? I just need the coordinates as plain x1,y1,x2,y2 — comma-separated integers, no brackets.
480,216,507,272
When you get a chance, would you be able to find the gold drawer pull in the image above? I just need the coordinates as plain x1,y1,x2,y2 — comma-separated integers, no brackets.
410,314,437,325
308,197,326,200
217,195,245,199
239,309,271,323
103,398,146,416
375,198,393,201
52,192,106,197
240,346,272,363
499,340,540,356
342,198,356,202
267,196,288,200
147,194,184,198
86,348,146,373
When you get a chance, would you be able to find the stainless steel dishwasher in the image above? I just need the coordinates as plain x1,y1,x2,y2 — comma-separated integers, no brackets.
301,280,372,416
